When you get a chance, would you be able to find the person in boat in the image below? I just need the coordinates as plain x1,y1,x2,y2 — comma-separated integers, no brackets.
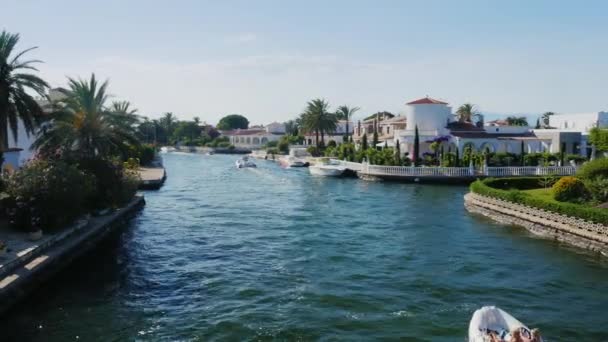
487,327,542,342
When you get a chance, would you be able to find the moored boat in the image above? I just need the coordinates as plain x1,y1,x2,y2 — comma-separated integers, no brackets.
308,160,345,177
468,306,543,342
279,156,309,168
235,156,256,168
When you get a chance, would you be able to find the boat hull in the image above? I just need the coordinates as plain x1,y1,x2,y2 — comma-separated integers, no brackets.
309,166,345,177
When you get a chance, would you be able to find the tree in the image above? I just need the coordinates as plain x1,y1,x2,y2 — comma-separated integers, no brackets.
361,133,368,150
193,116,201,125
413,125,420,166
589,128,608,152
542,112,554,128
300,98,336,148
394,139,401,165
172,121,201,145
506,116,529,126
159,112,177,142
535,118,541,129
455,103,480,123
372,130,379,149
520,140,526,166
0,30,49,150
33,74,139,159
336,105,359,139
284,119,299,136
217,114,249,130
110,100,140,130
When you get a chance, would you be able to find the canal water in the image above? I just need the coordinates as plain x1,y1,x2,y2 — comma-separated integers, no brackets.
3,153,608,341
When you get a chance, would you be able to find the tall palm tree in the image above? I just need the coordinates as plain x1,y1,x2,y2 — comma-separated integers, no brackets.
159,112,176,142
336,105,359,138
284,119,298,136
0,30,49,150
33,74,139,159
455,103,480,123
301,98,336,147
542,111,554,128
110,100,140,130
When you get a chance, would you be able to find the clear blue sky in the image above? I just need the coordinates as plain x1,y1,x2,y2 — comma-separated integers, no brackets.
2,0,607,124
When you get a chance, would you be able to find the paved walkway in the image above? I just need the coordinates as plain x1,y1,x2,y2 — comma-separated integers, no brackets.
138,166,166,189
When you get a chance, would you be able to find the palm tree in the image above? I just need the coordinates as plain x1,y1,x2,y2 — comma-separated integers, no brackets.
0,30,49,150
159,112,177,141
336,105,359,139
506,116,529,126
542,111,554,128
33,74,139,159
455,103,480,123
301,98,337,147
110,100,140,129
284,119,298,136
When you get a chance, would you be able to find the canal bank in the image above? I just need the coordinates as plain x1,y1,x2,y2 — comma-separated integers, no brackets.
0,196,145,315
464,192,608,254
2,153,608,341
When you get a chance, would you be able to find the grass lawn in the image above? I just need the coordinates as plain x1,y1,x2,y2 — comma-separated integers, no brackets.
522,188,557,202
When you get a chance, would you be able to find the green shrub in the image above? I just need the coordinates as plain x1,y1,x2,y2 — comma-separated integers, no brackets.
583,177,608,203
266,148,279,155
4,160,95,231
278,140,289,153
123,157,140,170
327,140,337,148
266,141,278,148
307,146,320,157
76,158,139,209
470,178,608,224
577,158,608,181
566,154,587,164
139,144,156,165
552,176,587,202
484,177,552,190
217,141,231,148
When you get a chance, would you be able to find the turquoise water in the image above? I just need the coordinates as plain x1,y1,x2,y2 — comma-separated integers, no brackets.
3,153,608,341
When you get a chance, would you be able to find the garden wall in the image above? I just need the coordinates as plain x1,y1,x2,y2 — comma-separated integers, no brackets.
464,192,608,253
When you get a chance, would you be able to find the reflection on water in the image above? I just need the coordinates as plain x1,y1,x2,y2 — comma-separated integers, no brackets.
2,153,608,341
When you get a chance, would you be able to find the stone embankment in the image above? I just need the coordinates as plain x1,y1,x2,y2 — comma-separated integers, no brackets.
464,192,608,254
0,196,145,314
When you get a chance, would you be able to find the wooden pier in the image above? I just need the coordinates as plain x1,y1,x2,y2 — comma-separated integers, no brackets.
138,166,166,190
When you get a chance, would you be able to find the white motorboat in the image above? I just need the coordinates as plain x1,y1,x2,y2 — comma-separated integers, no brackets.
279,156,309,168
468,306,543,342
235,156,256,168
308,161,345,177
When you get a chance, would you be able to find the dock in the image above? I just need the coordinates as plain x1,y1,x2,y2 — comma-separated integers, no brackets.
138,166,166,190
0,196,145,315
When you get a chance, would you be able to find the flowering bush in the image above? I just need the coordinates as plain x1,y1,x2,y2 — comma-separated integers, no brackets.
4,160,95,231
76,158,140,209
552,176,588,203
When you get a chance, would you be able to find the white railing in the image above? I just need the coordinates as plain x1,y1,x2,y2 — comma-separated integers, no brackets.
365,165,474,177
335,161,578,178
484,166,577,177
336,160,363,171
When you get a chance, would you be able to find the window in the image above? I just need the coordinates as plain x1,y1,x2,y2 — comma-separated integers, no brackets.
387,127,390,134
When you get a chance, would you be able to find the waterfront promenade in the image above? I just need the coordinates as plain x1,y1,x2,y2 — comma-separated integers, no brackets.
138,166,167,189
0,196,145,314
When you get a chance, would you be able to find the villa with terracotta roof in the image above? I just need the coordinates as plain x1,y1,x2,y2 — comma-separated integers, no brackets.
388,96,583,160
221,122,286,148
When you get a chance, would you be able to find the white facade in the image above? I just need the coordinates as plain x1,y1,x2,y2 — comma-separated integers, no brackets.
549,112,608,133
6,120,36,165
404,100,452,136
266,122,286,134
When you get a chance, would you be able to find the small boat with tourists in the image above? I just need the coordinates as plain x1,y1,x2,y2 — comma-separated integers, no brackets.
468,306,543,342
309,159,346,177
235,156,256,168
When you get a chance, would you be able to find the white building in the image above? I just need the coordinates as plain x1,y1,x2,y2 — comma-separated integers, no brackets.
223,124,286,149
548,111,608,156
393,97,583,159
303,120,353,146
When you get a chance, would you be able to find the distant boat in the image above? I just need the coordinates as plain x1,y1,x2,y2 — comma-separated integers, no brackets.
468,306,543,342
160,146,176,153
206,151,214,155
309,159,345,177
236,156,256,168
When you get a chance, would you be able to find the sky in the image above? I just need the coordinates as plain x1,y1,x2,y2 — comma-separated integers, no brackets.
2,0,608,125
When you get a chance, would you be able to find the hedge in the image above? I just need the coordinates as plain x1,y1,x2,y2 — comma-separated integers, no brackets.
470,178,608,225
483,177,556,190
